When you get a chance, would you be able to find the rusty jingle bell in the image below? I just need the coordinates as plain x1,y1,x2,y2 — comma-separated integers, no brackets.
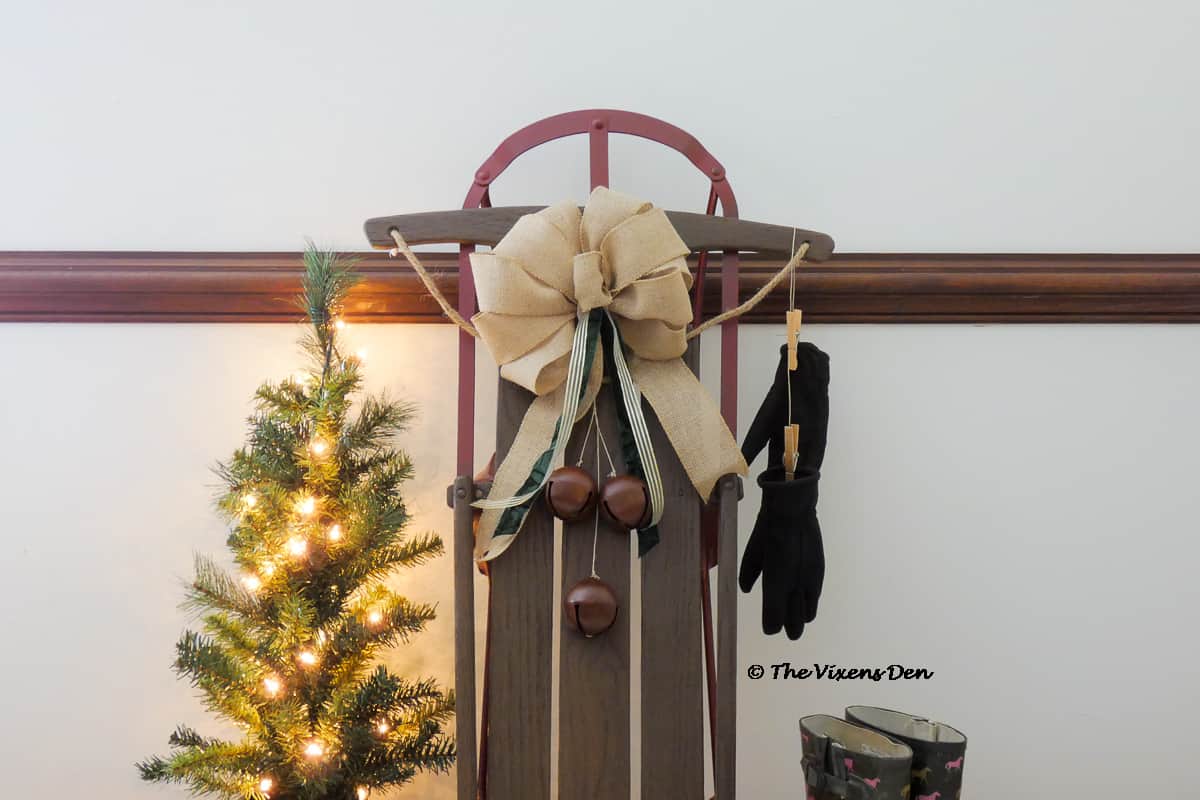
564,576,619,637
600,474,651,530
545,465,598,522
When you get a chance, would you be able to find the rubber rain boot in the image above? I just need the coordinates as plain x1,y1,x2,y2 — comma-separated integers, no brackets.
800,714,912,800
845,706,967,800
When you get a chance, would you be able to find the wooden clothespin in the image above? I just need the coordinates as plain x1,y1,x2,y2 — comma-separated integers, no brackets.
786,308,803,370
783,312,802,478
783,423,800,480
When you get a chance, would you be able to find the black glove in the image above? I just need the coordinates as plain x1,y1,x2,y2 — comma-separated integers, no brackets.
739,343,830,640
741,343,829,471
741,466,824,639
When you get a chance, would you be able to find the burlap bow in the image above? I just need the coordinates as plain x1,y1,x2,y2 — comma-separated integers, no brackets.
472,187,747,561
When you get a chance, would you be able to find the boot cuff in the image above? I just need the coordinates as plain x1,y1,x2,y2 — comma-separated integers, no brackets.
801,715,911,760
845,706,967,747
800,715,912,799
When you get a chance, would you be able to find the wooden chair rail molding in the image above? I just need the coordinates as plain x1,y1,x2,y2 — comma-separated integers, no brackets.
2,250,1199,323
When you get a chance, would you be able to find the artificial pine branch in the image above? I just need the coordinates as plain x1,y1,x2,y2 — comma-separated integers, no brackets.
183,554,263,619
142,246,453,798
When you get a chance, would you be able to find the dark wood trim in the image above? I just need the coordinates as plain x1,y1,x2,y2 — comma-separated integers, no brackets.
2,250,1199,324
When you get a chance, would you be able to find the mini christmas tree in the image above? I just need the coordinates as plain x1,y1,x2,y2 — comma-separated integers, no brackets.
138,249,454,799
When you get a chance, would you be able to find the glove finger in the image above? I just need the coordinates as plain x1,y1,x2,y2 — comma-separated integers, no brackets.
738,528,766,593
785,589,808,640
802,584,821,624
761,559,788,636
762,595,784,636
740,357,787,465
802,532,826,623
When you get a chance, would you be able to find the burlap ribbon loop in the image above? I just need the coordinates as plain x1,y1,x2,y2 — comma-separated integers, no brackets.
471,187,747,562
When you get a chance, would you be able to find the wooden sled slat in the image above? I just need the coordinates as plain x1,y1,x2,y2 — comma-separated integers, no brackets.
487,382,554,800
715,474,742,800
559,384,633,798
451,475,479,800
640,342,705,800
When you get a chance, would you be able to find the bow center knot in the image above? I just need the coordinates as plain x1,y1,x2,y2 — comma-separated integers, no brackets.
572,250,613,313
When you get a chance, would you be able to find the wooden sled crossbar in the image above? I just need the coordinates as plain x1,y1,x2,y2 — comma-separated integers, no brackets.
365,207,835,261
366,109,834,800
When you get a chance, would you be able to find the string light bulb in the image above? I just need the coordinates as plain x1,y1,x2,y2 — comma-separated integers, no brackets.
367,610,383,627
298,650,318,667
309,438,328,456
327,523,342,541
355,348,368,361
241,573,262,592
375,719,390,735
258,776,274,794
303,741,325,759
262,561,277,577
356,787,369,800
287,536,308,558
296,496,316,516
262,676,281,696
335,318,346,331
242,493,258,509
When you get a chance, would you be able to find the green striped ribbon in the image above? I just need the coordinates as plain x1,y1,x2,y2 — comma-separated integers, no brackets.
603,311,665,555
478,309,603,541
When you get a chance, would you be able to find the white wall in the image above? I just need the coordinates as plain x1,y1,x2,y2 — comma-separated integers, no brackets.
3,1,1200,252
4,323,1199,799
2,2,1199,798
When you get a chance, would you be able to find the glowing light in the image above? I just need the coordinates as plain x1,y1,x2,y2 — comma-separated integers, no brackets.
293,371,310,385
310,438,328,456
356,787,369,800
375,720,390,735
303,741,325,759
335,318,346,331
296,496,316,516
355,348,368,361
242,493,258,509
258,776,274,793
262,561,277,577
298,650,318,667
327,523,342,541
287,536,308,558
367,610,383,627
262,676,281,696
241,574,262,592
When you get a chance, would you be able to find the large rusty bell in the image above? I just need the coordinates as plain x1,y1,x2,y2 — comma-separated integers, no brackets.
545,465,598,522
600,474,651,530
563,576,619,638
